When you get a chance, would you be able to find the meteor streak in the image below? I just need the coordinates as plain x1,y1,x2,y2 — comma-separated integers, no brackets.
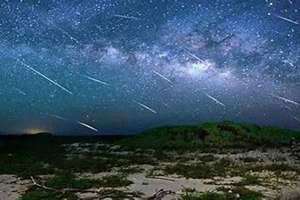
153,70,173,84
205,93,226,107
184,49,205,63
47,114,68,121
56,26,81,44
272,95,300,106
113,14,139,20
14,88,26,96
82,75,110,86
18,60,73,95
134,101,157,114
77,121,99,133
47,114,100,133
273,15,299,25
41,19,82,45
46,20,82,45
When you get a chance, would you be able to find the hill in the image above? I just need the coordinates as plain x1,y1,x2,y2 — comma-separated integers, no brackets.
118,121,300,150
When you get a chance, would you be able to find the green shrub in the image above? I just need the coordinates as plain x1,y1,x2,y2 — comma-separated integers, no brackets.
98,175,133,187
46,173,99,190
181,192,226,200
20,188,77,200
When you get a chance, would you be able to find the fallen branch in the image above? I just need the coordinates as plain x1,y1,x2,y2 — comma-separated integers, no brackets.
30,176,169,199
97,190,137,200
30,176,57,191
146,189,175,200
30,176,100,193
148,176,176,182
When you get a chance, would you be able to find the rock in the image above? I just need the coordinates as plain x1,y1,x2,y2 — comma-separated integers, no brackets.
76,192,98,199
110,145,121,151
280,187,300,200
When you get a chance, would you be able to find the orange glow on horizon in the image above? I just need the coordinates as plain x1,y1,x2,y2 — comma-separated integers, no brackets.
25,128,49,135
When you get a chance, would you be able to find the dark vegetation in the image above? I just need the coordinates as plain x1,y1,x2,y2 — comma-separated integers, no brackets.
20,173,134,200
164,159,300,180
118,121,300,150
0,135,136,177
20,188,78,200
181,186,263,200
42,173,131,189
164,158,231,179
0,121,299,177
0,121,299,200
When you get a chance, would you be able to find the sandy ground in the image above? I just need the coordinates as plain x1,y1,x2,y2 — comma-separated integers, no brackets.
1,171,299,200
1,144,300,200
0,175,30,200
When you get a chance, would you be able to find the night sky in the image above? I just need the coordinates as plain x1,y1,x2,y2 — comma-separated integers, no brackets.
0,0,299,135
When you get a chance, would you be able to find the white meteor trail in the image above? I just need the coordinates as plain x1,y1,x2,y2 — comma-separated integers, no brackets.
42,19,81,45
14,88,26,96
153,71,173,84
205,93,226,107
49,22,81,45
47,114,100,133
82,75,110,86
274,15,299,25
77,121,99,133
48,114,68,121
113,14,139,20
57,26,81,44
283,59,295,67
184,49,205,63
18,60,73,95
272,95,300,106
134,101,157,114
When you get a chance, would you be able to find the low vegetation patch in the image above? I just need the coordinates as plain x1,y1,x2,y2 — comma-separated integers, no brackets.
248,163,300,177
119,166,144,174
117,121,300,151
198,154,218,162
182,186,263,200
20,173,133,200
181,191,227,200
97,189,143,200
45,173,100,190
236,174,261,186
98,174,133,188
164,158,232,179
20,188,77,200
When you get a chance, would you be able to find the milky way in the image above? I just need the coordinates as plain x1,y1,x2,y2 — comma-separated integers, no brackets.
0,0,299,134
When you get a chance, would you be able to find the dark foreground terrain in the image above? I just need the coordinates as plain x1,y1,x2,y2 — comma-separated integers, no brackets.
0,121,300,200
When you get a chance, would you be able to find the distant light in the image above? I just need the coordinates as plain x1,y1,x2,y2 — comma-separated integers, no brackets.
25,128,48,135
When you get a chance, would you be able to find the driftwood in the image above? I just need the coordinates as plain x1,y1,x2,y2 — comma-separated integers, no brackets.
30,176,138,199
148,176,176,182
146,189,175,200
30,176,174,199
30,176,57,191
30,176,100,193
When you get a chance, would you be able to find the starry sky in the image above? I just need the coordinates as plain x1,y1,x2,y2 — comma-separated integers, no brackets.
0,0,299,135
